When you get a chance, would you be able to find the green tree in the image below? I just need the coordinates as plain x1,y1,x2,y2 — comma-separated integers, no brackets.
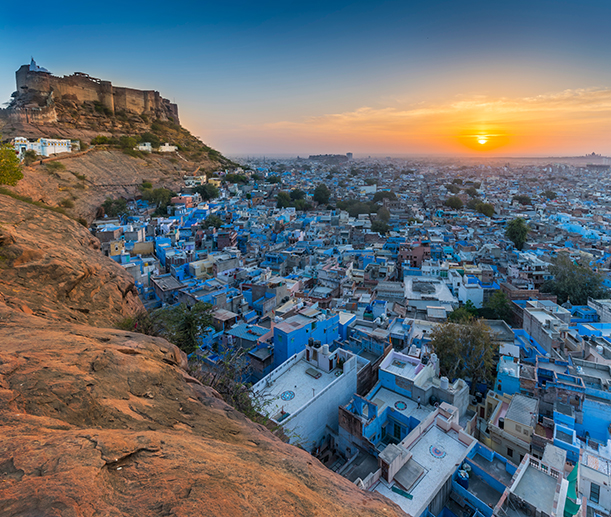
0,140,23,186
119,302,213,355
543,190,557,200
101,197,128,217
202,215,223,229
365,178,377,186
313,183,331,204
194,183,219,201
476,202,495,217
452,178,463,185
541,254,609,305
373,190,397,203
371,219,390,235
484,291,512,323
22,150,38,166
276,191,291,208
429,318,497,390
505,217,529,250
512,194,532,205
377,206,391,222
445,184,461,194
465,186,479,197
445,196,463,209
266,175,282,184
140,132,161,148
290,188,306,201
449,301,478,322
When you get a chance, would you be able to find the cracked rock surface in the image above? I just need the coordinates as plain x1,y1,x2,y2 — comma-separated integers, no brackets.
0,194,405,517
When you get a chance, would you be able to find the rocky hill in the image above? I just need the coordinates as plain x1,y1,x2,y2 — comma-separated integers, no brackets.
3,148,197,222
0,194,405,516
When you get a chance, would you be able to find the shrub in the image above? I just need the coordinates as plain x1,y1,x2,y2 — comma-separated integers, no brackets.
60,198,74,208
46,161,66,171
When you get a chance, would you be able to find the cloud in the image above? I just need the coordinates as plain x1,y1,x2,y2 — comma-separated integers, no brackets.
238,88,611,154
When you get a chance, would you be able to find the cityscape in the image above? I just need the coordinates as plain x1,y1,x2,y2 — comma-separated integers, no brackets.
1,1,611,517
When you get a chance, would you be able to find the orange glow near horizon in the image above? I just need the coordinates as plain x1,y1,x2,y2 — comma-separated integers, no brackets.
230,88,611,155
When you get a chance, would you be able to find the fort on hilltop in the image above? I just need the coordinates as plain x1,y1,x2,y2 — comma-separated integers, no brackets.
2,58,179,125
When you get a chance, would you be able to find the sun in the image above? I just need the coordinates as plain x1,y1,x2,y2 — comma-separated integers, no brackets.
478,137,488,145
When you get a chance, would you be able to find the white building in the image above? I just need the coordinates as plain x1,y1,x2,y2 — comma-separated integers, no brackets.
252,344,366,450
136,142,153,152
579,450,611,516
14,137,72,159
159,143,178,152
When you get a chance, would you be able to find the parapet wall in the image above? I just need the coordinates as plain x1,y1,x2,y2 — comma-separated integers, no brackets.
14,65,179,123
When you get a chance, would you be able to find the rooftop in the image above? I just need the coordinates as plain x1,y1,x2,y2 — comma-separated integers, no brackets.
374,423,472,516
254,356,342,421
505,395,537,427
511,465,557,514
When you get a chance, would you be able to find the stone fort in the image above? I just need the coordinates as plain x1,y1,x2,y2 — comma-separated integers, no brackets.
3,59,179,125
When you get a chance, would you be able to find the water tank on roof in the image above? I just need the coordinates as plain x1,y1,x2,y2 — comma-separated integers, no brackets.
322,344,329,355
440,376,449,390
597,345,604,355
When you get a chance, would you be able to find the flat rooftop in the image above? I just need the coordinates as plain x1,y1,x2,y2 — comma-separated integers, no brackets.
374,424,470,516
255,358,341,420
368,386,433,422
380,352,422,382
512,465,557,514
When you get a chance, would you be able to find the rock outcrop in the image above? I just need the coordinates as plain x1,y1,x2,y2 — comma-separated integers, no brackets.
0,195,142,326
0,194,406,516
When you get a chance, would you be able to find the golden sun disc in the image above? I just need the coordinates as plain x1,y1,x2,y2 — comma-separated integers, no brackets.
478,138,487,145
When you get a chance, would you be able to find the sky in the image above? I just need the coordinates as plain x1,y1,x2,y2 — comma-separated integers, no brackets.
2,0,611,157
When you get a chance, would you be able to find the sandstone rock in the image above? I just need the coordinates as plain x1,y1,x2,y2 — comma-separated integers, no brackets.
0,196,406,517
0,194,142,327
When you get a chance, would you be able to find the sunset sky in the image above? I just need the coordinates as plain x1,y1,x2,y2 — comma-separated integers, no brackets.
2,0,611,156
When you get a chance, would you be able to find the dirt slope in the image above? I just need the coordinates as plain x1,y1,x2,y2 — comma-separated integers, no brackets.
0,194,406,517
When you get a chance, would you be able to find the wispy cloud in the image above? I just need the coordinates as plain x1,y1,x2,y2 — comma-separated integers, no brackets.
242,88,611,154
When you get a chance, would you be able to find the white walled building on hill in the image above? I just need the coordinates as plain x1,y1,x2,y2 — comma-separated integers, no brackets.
14,137,72,158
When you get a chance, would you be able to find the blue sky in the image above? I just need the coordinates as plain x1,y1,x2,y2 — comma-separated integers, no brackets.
2,1,611,155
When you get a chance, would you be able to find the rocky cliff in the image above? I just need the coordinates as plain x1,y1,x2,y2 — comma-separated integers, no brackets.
0,194,405,516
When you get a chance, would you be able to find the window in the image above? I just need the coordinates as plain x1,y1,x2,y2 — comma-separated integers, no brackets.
515,424,522,433
523,429,529,436
590,483,600,504
312,321,317,330
507,447,513,458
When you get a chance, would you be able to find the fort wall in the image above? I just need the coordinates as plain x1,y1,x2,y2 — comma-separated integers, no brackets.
13,65,179,123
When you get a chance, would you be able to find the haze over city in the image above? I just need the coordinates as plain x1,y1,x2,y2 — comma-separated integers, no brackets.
1,0,611,156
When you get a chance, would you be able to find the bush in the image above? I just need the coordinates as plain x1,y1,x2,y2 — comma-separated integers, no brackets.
23,150,38,166
59,198,74,208
445,196,463,209
46,161,66,171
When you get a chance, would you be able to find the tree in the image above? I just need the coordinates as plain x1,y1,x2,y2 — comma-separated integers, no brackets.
543,190,557,200
276,191,291,208
465,187,479,197
22,150,37,166
119,302,213,355
445,196,463,209
445,184,461,194
371,220,390,235
201,215,223,229
484,291,512,323
476,202,495,217
290,188,306,201
542,254,609,305
452,178,463,185
377,206,391,222
313,183,331,204
266,175,282,184
429,319,497,390
512,194,532,206
505,217,529,250
194,183,219,201
0,138,23,186
373,190,397,203
449,301,478,322
101,197,128,217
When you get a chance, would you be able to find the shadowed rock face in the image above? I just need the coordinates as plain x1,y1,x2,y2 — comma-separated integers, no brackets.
0,195,142,326
0,195,406,517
